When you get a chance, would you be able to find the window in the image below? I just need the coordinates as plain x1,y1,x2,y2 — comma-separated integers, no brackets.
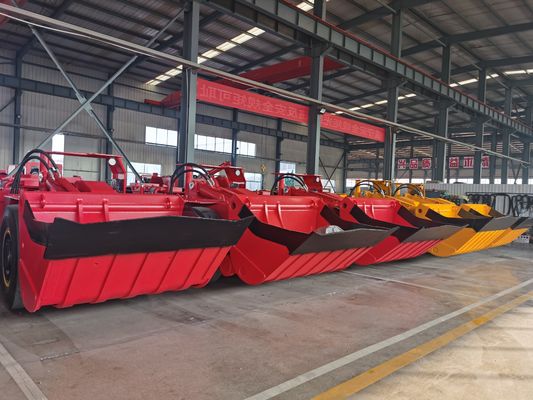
51,134,65,165
145,126,178,147
279,161,297,187
237,141,256,157
194,134,256,157
279,161,296,174
345,178,357,190
245,172,262,191
127,162,161,184
321,179,336,192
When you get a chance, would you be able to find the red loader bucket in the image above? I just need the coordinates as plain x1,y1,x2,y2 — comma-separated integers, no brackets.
14,192,250,312
217,195,394,285
273,174,462,265
339,197,463,265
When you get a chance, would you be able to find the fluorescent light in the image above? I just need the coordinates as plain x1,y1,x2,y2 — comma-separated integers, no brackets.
334,111,344,115
456,78,477,85
349,106,361,111
527,69,533,74
297,2,314,11
374,99,388,105
166,67,183,76
247,27,265,36
504,70,526,75
232,33,254,44
404,93,416,98
450,83,458,87
202,49,221,59
397,96,406,100
360,103,374,108
216,41,237,52
146,24,265,85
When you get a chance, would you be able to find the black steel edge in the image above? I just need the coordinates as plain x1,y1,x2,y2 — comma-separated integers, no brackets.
511,217,533,230
425,209,489,231
23,201,252,260
402,224,463,243
240,205,395,255
320,206,390,231
478,215,520,232
291,226,396,255
396,206,444,228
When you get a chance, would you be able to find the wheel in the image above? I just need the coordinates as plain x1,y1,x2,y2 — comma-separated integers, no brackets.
1,205,23,310
191,207,223,285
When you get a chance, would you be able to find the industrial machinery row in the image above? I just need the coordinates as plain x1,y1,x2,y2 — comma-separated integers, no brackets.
1,150,530,312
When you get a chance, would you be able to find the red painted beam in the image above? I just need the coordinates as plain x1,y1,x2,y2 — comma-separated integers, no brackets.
218,56,344,89
158,79,384,142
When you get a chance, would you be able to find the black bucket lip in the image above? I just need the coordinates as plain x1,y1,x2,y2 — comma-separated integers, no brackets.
477,215,520,231
240,205,395,255
23,201,252,260
425,208,495,231
342,202,461,243
511,217,533,230
401,224,463,243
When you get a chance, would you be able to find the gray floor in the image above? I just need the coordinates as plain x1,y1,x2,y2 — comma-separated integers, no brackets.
0,243,531,400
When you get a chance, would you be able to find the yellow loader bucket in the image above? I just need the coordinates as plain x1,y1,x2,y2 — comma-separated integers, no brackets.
354,181,520,257
461,204,532,248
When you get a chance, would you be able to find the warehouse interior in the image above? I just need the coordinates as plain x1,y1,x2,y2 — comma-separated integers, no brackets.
0,0,532,399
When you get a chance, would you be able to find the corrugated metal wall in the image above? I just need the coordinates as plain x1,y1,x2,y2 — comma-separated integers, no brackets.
0,49,15,166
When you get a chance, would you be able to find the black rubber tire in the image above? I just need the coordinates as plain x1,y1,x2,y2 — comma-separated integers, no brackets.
191,207,222,284
1,205,23,310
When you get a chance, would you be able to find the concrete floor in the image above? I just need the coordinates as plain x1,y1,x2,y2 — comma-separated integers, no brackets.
0,243,531,400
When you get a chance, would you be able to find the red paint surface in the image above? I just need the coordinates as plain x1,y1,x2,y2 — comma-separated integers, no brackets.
161,78,385,141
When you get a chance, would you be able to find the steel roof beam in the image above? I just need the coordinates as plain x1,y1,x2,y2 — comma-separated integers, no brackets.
337,0,437,30
202,0,531,136
403,22,533,56
0,2,527,163
16,0,76,59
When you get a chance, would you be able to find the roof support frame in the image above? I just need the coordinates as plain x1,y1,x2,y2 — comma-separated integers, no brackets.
201,0,532,137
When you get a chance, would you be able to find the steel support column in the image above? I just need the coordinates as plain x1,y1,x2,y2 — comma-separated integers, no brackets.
104,81,114,180
178,0,199,164
433,45,451,182
274,119,283,174
522,104,532,184
231,109,238,166
383,9,403,180
305,0,325,175
12,54,21,163
342,137,348,193
501,88,512,184
473,68,487,184
489,132,497,183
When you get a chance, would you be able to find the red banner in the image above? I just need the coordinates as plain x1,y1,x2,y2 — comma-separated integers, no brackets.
482,155,489,168
463,156,474,169
422,158,432,170
192,79,385,142
397,158,407,170
449,157,459,169
409,159,419,170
